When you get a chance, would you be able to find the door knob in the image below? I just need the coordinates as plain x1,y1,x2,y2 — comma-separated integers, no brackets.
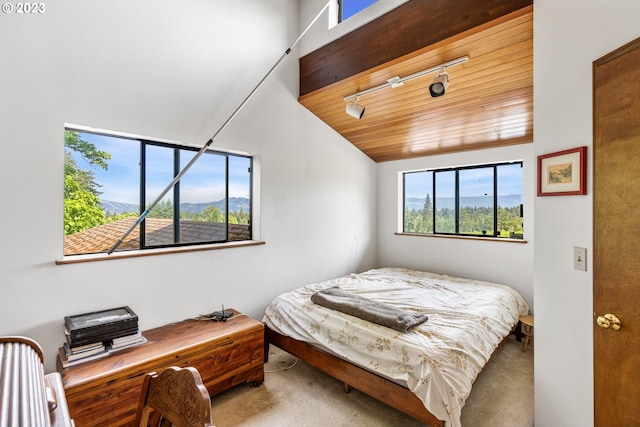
596,313,621,330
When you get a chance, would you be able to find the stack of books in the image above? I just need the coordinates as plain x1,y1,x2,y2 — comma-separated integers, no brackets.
59,306,145,367
59,341,108,367
109,329,147,351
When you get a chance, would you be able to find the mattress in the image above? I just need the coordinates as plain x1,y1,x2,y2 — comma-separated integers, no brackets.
263,267,529,427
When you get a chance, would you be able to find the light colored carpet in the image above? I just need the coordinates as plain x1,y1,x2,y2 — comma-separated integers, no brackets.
211,335,533,426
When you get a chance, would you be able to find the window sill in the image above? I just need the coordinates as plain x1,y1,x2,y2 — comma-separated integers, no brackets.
395,232,528,243
56,240,266,265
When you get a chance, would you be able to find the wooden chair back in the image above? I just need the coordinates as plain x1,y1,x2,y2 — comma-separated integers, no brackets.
135,366,213,427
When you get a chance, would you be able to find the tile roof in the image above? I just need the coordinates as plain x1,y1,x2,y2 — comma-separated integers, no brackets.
64,217,250,255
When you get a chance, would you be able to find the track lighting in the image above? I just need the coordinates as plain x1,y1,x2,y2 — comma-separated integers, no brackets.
429,68,449,97
346,98,365,120
343,56,468,118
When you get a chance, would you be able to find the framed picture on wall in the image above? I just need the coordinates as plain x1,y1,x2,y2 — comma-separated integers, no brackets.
537,146,587,196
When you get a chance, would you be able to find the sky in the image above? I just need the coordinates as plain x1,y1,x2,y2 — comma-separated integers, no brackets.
403,163,523,200
69,131,250,206
71,130,519,208
342,0,378,21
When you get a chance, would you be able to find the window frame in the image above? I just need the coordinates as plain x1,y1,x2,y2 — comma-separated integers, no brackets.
402,161,523,239
63,127,254,257
139,139,253,250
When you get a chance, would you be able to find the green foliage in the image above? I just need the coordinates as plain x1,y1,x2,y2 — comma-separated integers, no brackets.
179,205,249,225
199,206,224,222
63,175,106,235
229,208,249,225
106,211,138,222
497,206,524,235
404,195,523,237
148,199,174,219
64,130,111,170
404,194,433,233
64,153,101,197
435,207,456,234
64,130,112,235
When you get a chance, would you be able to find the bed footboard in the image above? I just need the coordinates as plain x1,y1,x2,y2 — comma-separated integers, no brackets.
265,326,444,427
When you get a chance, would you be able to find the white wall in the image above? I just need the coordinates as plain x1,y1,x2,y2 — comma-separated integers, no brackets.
0,0,377,372
534,1,640,426
377,144,535,308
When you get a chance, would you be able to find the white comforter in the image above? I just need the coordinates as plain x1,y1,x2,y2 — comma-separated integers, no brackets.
263,267,529,427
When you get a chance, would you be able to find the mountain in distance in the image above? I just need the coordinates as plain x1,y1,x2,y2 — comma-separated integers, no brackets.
405,195,522,211
100,197,250,215
181,197,250,214
100,200,138,215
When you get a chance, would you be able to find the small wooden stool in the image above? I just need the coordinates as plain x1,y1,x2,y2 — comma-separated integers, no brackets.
519,315,534,352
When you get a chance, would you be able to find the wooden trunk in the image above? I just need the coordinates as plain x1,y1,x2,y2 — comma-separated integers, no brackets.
58,310,264,427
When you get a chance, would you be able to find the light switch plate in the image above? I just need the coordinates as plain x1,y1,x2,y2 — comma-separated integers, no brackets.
574,247,587,271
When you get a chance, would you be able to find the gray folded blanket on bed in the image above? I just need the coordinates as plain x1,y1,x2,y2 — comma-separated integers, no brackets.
310,286,428,333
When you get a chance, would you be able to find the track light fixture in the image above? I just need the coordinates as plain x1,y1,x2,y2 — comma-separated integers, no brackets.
343,56,468,118
346,97,366,120
429,68,449,97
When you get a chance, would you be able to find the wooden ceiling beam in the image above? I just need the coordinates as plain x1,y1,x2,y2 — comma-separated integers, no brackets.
300,0,534,96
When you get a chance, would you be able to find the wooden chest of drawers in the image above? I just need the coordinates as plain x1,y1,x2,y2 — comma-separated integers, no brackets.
57,309,264,427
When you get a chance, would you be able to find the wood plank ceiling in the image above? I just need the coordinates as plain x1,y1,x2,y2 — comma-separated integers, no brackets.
298,1,533,163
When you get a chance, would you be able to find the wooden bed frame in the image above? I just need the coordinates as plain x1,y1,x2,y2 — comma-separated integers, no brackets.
265,326,444,426
265,325,521,427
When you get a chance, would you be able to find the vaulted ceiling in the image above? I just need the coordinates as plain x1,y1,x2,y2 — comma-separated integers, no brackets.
298,0,533,163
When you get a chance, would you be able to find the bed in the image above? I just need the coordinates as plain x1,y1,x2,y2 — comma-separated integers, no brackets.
262,267,529,427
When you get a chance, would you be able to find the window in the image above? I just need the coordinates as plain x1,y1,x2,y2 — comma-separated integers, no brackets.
63,129,252,256
403,161,523,239
339,0,378,22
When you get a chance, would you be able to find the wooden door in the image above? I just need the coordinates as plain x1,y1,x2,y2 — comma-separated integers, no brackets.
593,36,640,426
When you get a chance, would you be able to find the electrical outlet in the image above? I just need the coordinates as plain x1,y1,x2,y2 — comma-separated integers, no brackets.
574,247,587,271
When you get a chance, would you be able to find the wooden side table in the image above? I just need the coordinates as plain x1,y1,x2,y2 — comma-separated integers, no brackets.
57,309,264,427
519,314,534,352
